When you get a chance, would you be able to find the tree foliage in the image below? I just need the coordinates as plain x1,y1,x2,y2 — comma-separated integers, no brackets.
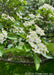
0,0,54,71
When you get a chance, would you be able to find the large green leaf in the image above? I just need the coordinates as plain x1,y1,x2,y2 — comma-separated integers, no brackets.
47,43,54,55
34,53,41,71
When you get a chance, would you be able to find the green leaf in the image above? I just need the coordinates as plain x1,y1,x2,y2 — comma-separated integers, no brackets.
3,47,24,54
42,54,53,59
17,33,27,39
47,43,54,55
8,36,17,41
23,1,27,5
0,51,3,57
41,38,48,45
16,45,23,50
8,44,13,49
0,23,3,29
34,53,41,71
24,44,31,52
0,45,4,50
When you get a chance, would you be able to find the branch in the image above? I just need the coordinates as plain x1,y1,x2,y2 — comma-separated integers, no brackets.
0,58,53,65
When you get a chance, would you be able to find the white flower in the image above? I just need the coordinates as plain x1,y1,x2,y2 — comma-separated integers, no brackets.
32,48,41,54
20,0,23,2
0,38,4,44
23,20,34,27
35,25,45,36
0,34,4,44
13,26,19,33
2,29,7,38
0,29,7,44
29,14,35,18
35,37,41,44
2,13,15,22
49,14,52,17
12,26,24,33
16,12,22,19
36,14,43,19
19,28,25,33
9,16,15,22
0,34,4,38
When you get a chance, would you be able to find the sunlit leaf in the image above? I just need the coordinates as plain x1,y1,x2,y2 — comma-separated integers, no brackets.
34,53,41,71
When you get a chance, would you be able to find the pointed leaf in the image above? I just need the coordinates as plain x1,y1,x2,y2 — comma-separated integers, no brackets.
42,54,53,59
34,53,41,71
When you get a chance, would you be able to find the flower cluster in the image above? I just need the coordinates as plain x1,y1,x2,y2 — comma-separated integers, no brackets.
0,28,7,44
16,12,22,19
27,29,49,56
23,12,49,56
49,14,53,17
23,20,34,27
10,25,24,33
29,14,35,18
2,13,15,22
23,13,44,27
35,14,43,20
39,4,54,13
12,26,19,33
